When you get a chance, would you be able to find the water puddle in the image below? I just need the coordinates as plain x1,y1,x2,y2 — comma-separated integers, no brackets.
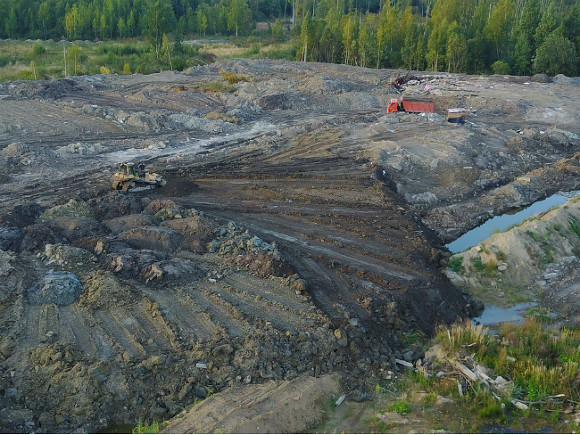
446,191,580,254
472,302,537,326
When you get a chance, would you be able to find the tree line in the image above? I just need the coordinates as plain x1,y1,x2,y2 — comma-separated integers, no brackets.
1,0,579,76
295,0,579,75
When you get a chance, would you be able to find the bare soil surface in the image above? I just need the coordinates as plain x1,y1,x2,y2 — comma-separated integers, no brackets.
0,60,578,433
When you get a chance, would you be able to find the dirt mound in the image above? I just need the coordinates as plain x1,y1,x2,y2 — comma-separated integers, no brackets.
107,248,167,275
144,199,182,214
226,252,293,278
0,227,23,251
88,193,145,220
40,199,94,220
103,214,155,234
20,223,66,252
161,215,215,252
27,271,83,305
162,373,341,434
80,270,135,310
0,203,44,228
531,73,552,83
16,78,84,100
49,216,107,240
120,226,182,251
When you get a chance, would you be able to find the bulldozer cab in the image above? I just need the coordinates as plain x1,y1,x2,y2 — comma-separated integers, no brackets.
118,162,138,176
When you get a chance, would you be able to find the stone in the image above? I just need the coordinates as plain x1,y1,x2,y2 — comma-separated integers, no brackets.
178,384,192,401
28,271,83,305
435,395,454,405
195,386,207,399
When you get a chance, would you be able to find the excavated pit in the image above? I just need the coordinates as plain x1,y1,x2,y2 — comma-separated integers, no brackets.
0,59,579,433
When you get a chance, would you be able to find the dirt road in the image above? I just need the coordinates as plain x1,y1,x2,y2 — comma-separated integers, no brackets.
0,60,578,432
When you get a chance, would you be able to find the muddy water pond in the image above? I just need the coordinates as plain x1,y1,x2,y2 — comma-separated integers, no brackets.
472,302,537,325
446,191,580,254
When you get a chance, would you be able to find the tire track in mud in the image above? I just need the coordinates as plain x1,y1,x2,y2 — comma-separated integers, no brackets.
182,284,249,338
221,273,310,314
216,289,314,332
173,143,463,336
133,301,180,351
93,309,146,360
140,286,222,344
58,306,100,358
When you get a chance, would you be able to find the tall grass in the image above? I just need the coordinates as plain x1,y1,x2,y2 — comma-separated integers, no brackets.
436,318,580,403
0,39,205,82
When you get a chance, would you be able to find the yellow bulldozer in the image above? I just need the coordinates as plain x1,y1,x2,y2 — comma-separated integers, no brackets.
112,162,167,192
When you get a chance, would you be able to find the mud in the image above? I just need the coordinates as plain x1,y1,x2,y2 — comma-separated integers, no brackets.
0,59,578,433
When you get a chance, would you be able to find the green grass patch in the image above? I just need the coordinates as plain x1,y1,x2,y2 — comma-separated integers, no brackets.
0,39,204,82
403,329,426,346
472,255,484,271
132,419,161,434
436,319,580,403
219,70,248,84
388,400,412,415
448,256,464,273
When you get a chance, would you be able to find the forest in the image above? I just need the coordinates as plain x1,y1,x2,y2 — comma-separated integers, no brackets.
0,0,579,76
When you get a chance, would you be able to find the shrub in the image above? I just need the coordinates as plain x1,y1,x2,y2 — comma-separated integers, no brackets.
472,255,484,271
491,60,511,75
388,400,412,415
219,70,247,84
132,419,160,434
32,44,45,56
478,404,503,419
448,256,464,273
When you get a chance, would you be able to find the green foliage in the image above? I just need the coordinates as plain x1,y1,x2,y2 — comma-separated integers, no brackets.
271,19,283,42
132,419,160,434
0,0,579,77
437,319,580,404
32,44,45,56
195,82,236,93
533,30,578,76
569,217,580,238
472,256,484,271
388,400,411,415
491,60,511,75
219,70,247,84
478,404,503,419
526,230,539,241
448,256,464,273
404,329,426,346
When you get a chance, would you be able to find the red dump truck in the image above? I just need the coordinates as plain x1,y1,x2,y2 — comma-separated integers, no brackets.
387,97,434,113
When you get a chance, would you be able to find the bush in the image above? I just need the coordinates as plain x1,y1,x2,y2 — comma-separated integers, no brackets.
491,60,511,75
219,70,247,84
448,256,464,273
32,44,45,56
132,419,160,434
388,400,412,415
172,56,186,71
18,70,35,80
478,404,503,419
533,31,578,76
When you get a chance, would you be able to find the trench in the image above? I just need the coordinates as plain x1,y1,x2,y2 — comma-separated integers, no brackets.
445,191,580,254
